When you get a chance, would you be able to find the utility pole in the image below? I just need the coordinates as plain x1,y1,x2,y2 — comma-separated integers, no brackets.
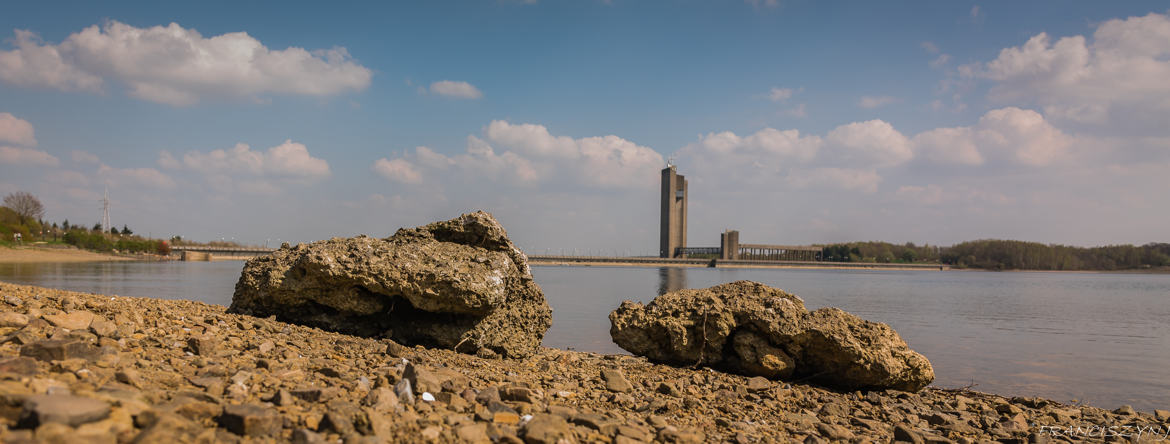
100,186,112,234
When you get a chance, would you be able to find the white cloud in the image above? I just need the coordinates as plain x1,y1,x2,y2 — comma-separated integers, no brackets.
858,95,899,109
784,103,808,118
167,140,330,181
70,150,100,164
825,120,913,167
921,41,940,54
768,87,795,102
681,128,821,164
429,80,483,99
0,112,37,146
912,107,1071,166
375,122,661,190
0,146,58,166
967,12,1170,134
372,157,423,184
0,22,372,105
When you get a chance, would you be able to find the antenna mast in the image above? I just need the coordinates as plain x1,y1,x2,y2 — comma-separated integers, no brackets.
101,186,111,233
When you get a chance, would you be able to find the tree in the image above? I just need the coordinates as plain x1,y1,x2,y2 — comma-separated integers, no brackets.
62,219,70,231
121,225,132,235
2,191,45,225
93,223,103,232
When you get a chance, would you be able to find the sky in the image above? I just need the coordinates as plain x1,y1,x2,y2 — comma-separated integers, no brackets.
1,1,1168,254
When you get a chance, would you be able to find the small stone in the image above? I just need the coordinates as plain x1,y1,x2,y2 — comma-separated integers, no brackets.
42,311,95,330
815,422,854,441
455,423,490,442
1113,405,1135,415
394,379,415,404
404,363,441,395
257,340,275,354
0,311,29,328
893,424,925,444
1154,409,1169,422
365,387,400,412
523,414,572,444
745,376,771,393
493,411,521,425
656,382,681,397
88,317,117,338
19,394,110,427
0,356,38,375
219,404,282,437
421,392,435,402
186,336,218,356
3,295,22,306
20,339,101,362
601,368,633,393
292,428,327,444
115,368,143,388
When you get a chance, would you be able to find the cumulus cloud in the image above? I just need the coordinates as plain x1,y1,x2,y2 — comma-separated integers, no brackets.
164,140,330,181
912,107,1071,166
858,95,899,109
824,120,913,167
0,112,37,146
966,11,1170,134
0,21,372,105
0,146,58,166
429,80,483,99
374,122,661,190
372,157,423,184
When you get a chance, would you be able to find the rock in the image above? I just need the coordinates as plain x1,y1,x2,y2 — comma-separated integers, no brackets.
601,368,633,393
0,356,38,375
1113,405,1135,415
746,376,771,393
455,423,490,442
42,311,95,330
186,336,218,356
893,424,925,444
0,311,29,328
20,339,101,362
229,211,552,358
18,394,110,427
609,281,934,392
522,414,572,444
219,404,282,437
404,363,441,395
1155,409,1169,422
394,379,415,404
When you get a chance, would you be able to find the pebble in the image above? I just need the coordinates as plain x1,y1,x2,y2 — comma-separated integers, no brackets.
601,368,633,393
19,394,111,427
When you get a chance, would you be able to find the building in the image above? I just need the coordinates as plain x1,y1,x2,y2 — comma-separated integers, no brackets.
659,165,687,258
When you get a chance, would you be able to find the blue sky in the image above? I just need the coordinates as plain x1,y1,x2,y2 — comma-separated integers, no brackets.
2,1,1168,252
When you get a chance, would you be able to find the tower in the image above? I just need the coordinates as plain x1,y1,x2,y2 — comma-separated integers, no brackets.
100,186,111,233
659,165,687,258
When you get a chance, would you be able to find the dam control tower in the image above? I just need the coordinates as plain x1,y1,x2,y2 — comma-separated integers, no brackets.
659,164,687,258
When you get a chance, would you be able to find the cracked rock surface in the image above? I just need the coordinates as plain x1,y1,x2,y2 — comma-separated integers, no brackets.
229,211,552,359
610,281,935,392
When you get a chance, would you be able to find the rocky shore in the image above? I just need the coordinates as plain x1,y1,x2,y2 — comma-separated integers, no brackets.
2,281,1168,443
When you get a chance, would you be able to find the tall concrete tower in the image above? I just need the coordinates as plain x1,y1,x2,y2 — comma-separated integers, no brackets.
660,165,687,258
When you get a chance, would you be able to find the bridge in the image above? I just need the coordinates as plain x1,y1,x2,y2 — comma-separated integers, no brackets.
170,246,275,261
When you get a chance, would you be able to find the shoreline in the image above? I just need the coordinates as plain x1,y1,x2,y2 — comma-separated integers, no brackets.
0,246,132,264
1,280,1166,442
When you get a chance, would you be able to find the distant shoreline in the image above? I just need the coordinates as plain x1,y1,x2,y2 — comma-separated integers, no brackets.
0,245,130,264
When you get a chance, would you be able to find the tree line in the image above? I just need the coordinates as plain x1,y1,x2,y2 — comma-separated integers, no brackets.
819,240,1170,271
2,191,169,255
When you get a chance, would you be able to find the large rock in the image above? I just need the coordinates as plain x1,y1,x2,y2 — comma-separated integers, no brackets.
229,211,551,358
609,281,933,391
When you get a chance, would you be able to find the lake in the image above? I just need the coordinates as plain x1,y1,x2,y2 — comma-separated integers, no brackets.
1,260,1167,411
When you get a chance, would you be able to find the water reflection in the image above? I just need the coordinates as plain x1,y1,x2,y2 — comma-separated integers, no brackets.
656,267,687,295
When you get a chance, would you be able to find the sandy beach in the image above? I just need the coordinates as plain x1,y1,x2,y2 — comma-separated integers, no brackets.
0,246,129,264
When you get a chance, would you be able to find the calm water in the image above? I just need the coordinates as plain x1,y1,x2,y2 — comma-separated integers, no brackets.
1,261,1168,411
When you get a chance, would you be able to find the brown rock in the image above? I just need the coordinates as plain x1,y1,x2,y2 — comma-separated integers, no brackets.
601,368,633,393
0,311,29,328
186,336,218,356
522,414,572,444
42,311,95,330
0,356,38,376
20,339,100,362
19,394,110,427
219,404,282,437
